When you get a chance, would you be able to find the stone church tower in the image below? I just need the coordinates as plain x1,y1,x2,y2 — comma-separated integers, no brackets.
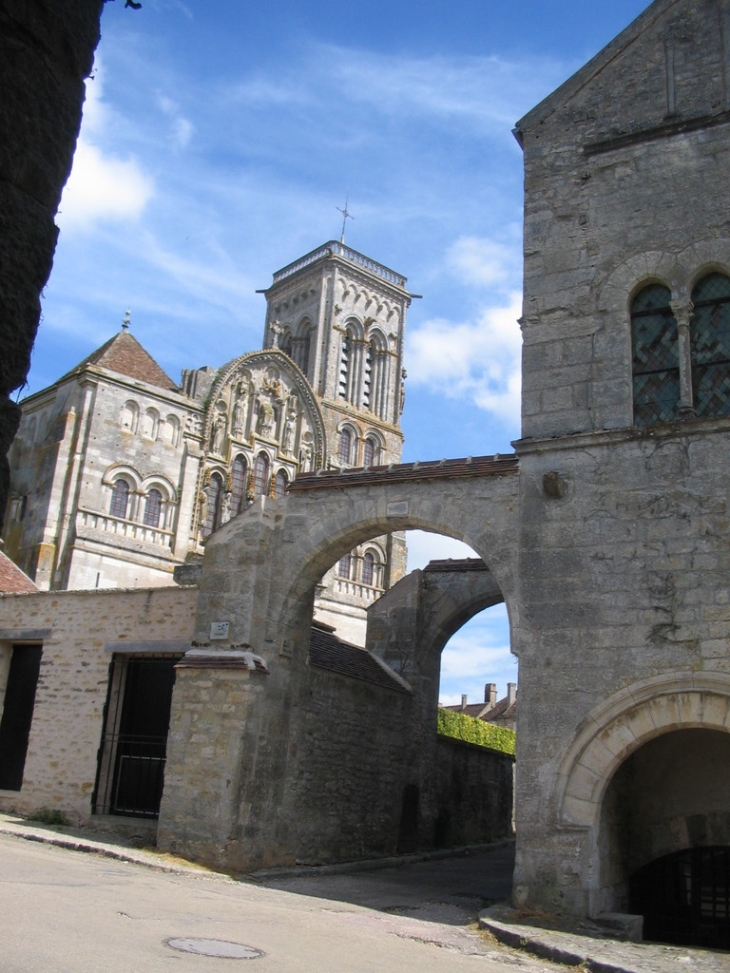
2,241,413,643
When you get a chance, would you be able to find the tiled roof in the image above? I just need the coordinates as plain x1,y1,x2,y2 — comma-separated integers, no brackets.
0,551,38,594
291,454,518,492
61,330,178,391
308,625,411,694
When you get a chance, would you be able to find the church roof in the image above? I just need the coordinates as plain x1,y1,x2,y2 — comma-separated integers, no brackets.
62,330,178,391
0,550,38,594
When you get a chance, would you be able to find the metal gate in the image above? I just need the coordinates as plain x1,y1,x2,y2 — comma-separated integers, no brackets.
93,654,180,819
630,846,730,949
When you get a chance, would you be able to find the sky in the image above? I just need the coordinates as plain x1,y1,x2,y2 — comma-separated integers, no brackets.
26,0,650,704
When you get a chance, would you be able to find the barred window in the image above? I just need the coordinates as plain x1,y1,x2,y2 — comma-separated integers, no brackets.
110,479,130,519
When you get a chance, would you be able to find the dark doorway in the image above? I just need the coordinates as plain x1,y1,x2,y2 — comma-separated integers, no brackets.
630,846,730,949
397,784,420,853
93,654,180,818
0,644,42,790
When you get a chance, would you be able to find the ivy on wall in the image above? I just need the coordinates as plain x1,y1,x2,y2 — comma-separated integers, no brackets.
437,707,516,757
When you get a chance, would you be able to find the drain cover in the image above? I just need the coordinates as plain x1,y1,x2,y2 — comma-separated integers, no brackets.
166,938,264,959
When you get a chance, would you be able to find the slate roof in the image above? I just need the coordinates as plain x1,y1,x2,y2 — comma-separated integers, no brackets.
424,557,487,574
445,695,517,724
291,454,518,492
60,330,178,391
0,550,38,594
308,624,411,694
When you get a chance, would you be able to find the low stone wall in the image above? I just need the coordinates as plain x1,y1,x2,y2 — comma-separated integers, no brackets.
425,736,514,848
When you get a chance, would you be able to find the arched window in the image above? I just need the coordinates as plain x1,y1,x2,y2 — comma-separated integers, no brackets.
363,342,373,409
274,469,288,499
632,284,679,426
299,330,311,377
203,473,223,537
281,332,293,359
362,551,375,586
363,436,379,468
338,333,351,400
338,428,352,466
231,455,247,514
254,453,270,497
110,479,130,519
337,554,351,579
690,273,730,418
144,488,162,528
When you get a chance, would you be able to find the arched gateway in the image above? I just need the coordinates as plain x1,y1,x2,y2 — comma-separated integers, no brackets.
157,456,519,871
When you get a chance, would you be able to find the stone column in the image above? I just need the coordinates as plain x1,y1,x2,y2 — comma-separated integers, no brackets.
671,300,695,416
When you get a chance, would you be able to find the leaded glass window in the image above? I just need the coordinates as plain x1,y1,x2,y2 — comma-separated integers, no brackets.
254,453,270,497
274,469,288,499
144,488,162,528
231,455,247,514
203,473,223,537
337,554,351,579
632,284,679,426
691,273,730,418
110,479,129,519
339,428,352,466
362,552,375,586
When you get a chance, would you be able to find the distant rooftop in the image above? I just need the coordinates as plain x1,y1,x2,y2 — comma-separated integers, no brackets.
271,241,408,290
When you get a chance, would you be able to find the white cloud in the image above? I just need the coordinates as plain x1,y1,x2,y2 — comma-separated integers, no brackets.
438,604,517,704
406,530,476,571
58,141,155,231
157,93,194,149
446,236,515,288
407,292,522,426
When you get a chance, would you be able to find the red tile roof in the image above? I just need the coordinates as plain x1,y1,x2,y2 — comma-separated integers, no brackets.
62,330,178,391
290,454,518,492
0,551,38,594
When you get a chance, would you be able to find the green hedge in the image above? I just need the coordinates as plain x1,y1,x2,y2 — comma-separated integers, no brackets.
437,707,516,757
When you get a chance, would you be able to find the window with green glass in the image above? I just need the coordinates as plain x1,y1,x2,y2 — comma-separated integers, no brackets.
631,284,680,426
690,273,730,418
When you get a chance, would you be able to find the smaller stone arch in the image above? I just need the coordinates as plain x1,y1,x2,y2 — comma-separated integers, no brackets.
119,400,139,434
557,672,730,830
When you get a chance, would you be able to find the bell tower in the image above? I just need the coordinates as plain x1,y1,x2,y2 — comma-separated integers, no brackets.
260,241,414,468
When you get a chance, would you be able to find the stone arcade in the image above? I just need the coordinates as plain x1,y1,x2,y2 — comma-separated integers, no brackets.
2,0,730,946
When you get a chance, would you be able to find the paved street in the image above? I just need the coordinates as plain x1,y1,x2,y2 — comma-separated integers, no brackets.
0,834,561,973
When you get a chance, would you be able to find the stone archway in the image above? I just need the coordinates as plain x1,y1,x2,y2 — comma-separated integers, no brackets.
555,673,730,916
159,457,520,872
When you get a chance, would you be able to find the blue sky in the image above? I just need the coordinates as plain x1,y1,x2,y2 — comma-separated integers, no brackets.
28,0,650,704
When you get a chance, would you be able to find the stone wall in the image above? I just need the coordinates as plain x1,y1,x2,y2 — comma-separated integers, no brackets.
0,586,196,824
0,1,104,529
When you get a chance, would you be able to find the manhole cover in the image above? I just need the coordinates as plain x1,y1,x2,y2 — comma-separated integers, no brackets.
166,938,265,959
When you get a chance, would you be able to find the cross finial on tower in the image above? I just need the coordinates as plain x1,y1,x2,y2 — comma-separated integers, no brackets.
336,197,354,244
121,309,131,331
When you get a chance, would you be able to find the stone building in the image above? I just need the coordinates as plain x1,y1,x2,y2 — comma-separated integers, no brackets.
2,241,411,643
2,0,730,950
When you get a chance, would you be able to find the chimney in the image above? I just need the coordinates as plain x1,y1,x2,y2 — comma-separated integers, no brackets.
460,694,468,711
484,682,497,706
507,683,517,705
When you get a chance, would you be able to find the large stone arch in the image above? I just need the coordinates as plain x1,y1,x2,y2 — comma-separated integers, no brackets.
193,460,520,658
553,673,730,916
557,672,730,830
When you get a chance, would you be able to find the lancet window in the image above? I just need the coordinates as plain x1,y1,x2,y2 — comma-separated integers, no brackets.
110,479,130,519
143,489,162,528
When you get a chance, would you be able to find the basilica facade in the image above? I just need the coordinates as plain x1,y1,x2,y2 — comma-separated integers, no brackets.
2,241,412,642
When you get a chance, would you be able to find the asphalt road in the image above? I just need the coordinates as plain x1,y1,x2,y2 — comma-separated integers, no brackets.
0,834,563,973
